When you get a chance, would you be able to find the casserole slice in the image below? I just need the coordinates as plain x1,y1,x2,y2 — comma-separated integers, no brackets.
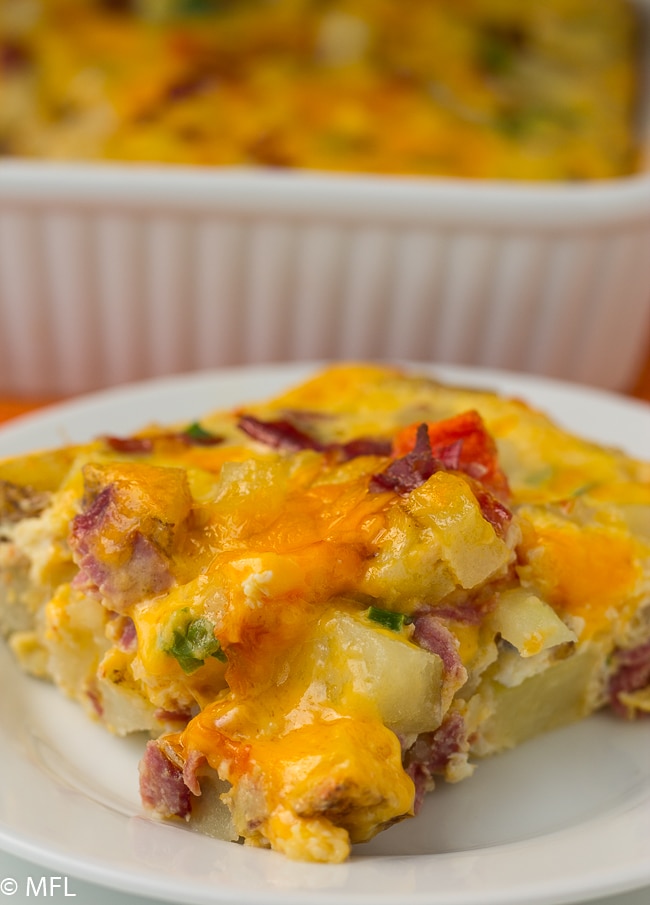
1,363,649,862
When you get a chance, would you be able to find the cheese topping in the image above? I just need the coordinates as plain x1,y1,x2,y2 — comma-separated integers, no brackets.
2,362,649,863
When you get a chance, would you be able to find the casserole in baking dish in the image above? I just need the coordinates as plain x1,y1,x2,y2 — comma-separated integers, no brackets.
0,0,641,180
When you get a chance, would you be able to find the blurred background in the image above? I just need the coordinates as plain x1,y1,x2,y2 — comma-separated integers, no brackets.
0,0,649,404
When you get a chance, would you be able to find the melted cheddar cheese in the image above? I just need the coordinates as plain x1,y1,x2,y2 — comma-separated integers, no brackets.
1,362,650,862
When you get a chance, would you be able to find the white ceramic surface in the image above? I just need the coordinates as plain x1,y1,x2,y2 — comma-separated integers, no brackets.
1,163,650,399
0,362,649,905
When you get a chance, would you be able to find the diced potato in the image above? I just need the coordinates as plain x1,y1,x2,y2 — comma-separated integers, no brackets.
187,773,238,842
490,587,577,657
8,630,48,677
9,487,79,589
406,473,513,590
0,446,85,493
311,609,445,735
0,545,41,636
96,664,160,736
359,505,457,610
42,583,113,721
472,646,602,755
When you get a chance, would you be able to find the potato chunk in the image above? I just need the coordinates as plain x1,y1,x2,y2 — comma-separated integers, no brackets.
490,587,577,657
311,608,445,735
406,472,514,590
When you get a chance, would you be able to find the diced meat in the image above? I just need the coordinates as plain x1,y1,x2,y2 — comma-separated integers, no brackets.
403,711,469,812
369,419,513,534
392,411,511,500
412,612,467,687
238,415,323,452
116,615,138,651
182,749,207,796
609,642,650,718
238,414,392,460
166,73,215,103
106,611,139,651
139,740,193,819
154,708,194,726
428,603,484,625
0,41,30,72
72,509,174,610
464,477,513,538
337,436,392,460
103,436,155,454
369,423,442,494
69,462,192,611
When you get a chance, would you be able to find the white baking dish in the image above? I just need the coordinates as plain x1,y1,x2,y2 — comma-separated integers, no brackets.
0,5,649,399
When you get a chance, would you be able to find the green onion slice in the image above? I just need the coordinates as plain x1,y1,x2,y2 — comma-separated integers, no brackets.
367,606,406,632
183,422,223,446
162,611,226,674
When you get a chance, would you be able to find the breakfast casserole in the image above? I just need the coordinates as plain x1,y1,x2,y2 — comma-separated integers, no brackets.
0,0,641,179
1,363,649,862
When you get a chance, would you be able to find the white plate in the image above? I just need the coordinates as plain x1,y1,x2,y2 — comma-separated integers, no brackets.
1,362,649,905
